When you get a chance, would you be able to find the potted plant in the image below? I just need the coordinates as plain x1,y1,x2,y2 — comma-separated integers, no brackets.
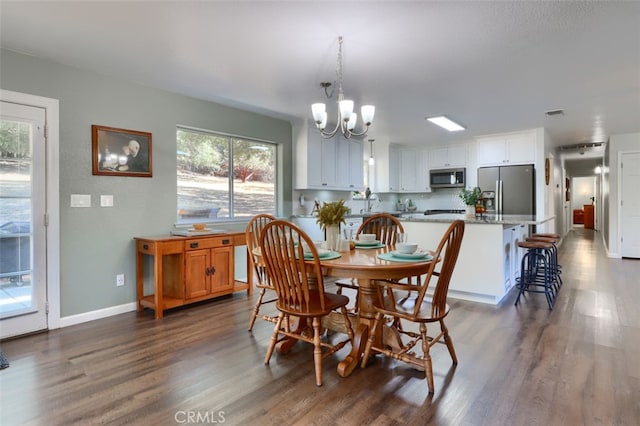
459,187,482,217
315,200,349,250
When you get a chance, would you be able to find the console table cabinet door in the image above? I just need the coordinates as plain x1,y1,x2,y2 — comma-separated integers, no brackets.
185,249,211,299
210,245,234,293
185,246,233,299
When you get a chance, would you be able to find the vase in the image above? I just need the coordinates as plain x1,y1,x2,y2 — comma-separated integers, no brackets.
325,225,340,251
465,205,475,218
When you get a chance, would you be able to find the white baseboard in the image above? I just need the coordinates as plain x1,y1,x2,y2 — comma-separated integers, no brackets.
447,289,501,305
58,302,137,328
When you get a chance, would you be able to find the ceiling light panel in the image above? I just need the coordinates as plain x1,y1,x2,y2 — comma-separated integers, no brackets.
426,116,465,132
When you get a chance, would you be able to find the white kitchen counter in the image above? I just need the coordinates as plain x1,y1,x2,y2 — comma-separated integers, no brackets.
399,215,554,305
401,213,554,225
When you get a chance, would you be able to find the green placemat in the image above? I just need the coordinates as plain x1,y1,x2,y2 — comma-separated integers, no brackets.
303,251,342,260
355,243,386,249
377,252,433,263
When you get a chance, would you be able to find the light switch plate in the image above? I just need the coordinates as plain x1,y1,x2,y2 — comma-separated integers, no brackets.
70,194,91,207
100,195,114,207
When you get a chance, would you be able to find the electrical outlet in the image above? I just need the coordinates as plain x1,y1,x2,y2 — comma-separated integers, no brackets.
116,274,125,287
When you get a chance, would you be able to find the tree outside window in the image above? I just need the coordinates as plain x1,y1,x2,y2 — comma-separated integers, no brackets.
177,128,276,222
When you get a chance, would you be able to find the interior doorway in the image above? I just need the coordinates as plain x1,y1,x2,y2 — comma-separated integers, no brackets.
571,176,597,230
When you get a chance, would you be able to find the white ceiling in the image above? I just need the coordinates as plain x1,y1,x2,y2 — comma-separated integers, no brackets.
2,1,639,159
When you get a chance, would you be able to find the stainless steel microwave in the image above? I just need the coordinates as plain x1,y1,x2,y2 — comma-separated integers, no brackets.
430,168,466,188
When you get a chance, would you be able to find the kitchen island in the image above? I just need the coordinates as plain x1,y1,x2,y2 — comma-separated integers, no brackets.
400,213,555,304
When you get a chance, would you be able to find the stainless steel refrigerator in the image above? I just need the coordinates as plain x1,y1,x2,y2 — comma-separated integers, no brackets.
477,164,535,215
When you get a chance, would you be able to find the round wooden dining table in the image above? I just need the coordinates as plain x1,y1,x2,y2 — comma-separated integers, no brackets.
316,245,435,377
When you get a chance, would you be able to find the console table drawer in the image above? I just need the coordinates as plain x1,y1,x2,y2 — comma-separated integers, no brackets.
185,236,233,251
137,240,156,255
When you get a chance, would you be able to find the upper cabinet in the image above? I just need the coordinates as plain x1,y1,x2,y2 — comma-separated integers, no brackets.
387,144,400,192
337,136,364,190
295,122,364,190
388,144,428,192
428,144,467,169
477,130,536,166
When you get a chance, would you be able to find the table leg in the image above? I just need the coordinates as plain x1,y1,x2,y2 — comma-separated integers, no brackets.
136,250,144,312
337,278,381,377
154,251,163,319
337,323,368,377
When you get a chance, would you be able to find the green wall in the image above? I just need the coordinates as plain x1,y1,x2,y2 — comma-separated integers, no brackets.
0,48,293,317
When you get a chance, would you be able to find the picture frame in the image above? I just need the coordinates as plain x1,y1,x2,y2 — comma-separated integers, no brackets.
92,125,152,177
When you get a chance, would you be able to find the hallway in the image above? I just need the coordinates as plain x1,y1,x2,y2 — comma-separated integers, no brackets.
0,227,639,425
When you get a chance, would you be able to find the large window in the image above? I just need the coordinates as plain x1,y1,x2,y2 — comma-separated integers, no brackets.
177,127,276,222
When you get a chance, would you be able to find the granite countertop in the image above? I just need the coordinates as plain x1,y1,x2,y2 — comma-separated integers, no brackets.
400,213,555,226
291,211,407,219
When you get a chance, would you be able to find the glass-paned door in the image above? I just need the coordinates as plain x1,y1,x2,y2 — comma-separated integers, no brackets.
0,101,47,339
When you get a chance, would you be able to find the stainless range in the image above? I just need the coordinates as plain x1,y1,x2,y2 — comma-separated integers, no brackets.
423,209,465,215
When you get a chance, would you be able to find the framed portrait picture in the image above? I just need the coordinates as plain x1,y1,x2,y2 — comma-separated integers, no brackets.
92,125,152,177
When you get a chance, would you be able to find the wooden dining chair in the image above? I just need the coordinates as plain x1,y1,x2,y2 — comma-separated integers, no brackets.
336,213,406,311
246,213,277,331
361,220,465,394
358,213,405,245
259,220,354,386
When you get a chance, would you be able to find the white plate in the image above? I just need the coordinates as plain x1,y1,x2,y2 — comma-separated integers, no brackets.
391,251,432,260
304,248,330,256
304,250,336,259
355,240,380,246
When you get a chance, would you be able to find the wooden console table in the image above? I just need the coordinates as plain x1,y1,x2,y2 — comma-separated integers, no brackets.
135,232,250,319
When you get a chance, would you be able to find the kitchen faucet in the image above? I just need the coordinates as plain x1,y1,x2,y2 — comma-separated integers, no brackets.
364,190,379,213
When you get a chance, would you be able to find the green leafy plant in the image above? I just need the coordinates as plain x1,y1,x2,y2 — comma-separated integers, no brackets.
459,187,482,206
315,200,348,229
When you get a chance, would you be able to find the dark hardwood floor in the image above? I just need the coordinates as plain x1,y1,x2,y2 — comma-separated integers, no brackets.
1,228,638,425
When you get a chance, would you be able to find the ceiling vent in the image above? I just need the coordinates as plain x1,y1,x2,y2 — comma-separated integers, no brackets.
560,142,604,155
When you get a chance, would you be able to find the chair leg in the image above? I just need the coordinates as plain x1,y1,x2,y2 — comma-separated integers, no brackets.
248,288,266,331
440,319,458,364
420,323,435,394
312,317,323,386
264,312,284,365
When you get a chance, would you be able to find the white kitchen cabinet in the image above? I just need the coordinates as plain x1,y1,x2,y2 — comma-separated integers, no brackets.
399,148,418,192
388,144,401,192
503,224,528,292
336,137,364,190
349,140,364,190
319,136,338,188
388,144,422,192
295,123,363,190
429,144,467,169
296,125,336,189
477,131,536,166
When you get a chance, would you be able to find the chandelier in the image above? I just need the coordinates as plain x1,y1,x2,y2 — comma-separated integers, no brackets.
311,36,375,139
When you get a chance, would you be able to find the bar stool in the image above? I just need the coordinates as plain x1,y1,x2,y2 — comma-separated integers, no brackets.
528,234,562,289
515,240,555,309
